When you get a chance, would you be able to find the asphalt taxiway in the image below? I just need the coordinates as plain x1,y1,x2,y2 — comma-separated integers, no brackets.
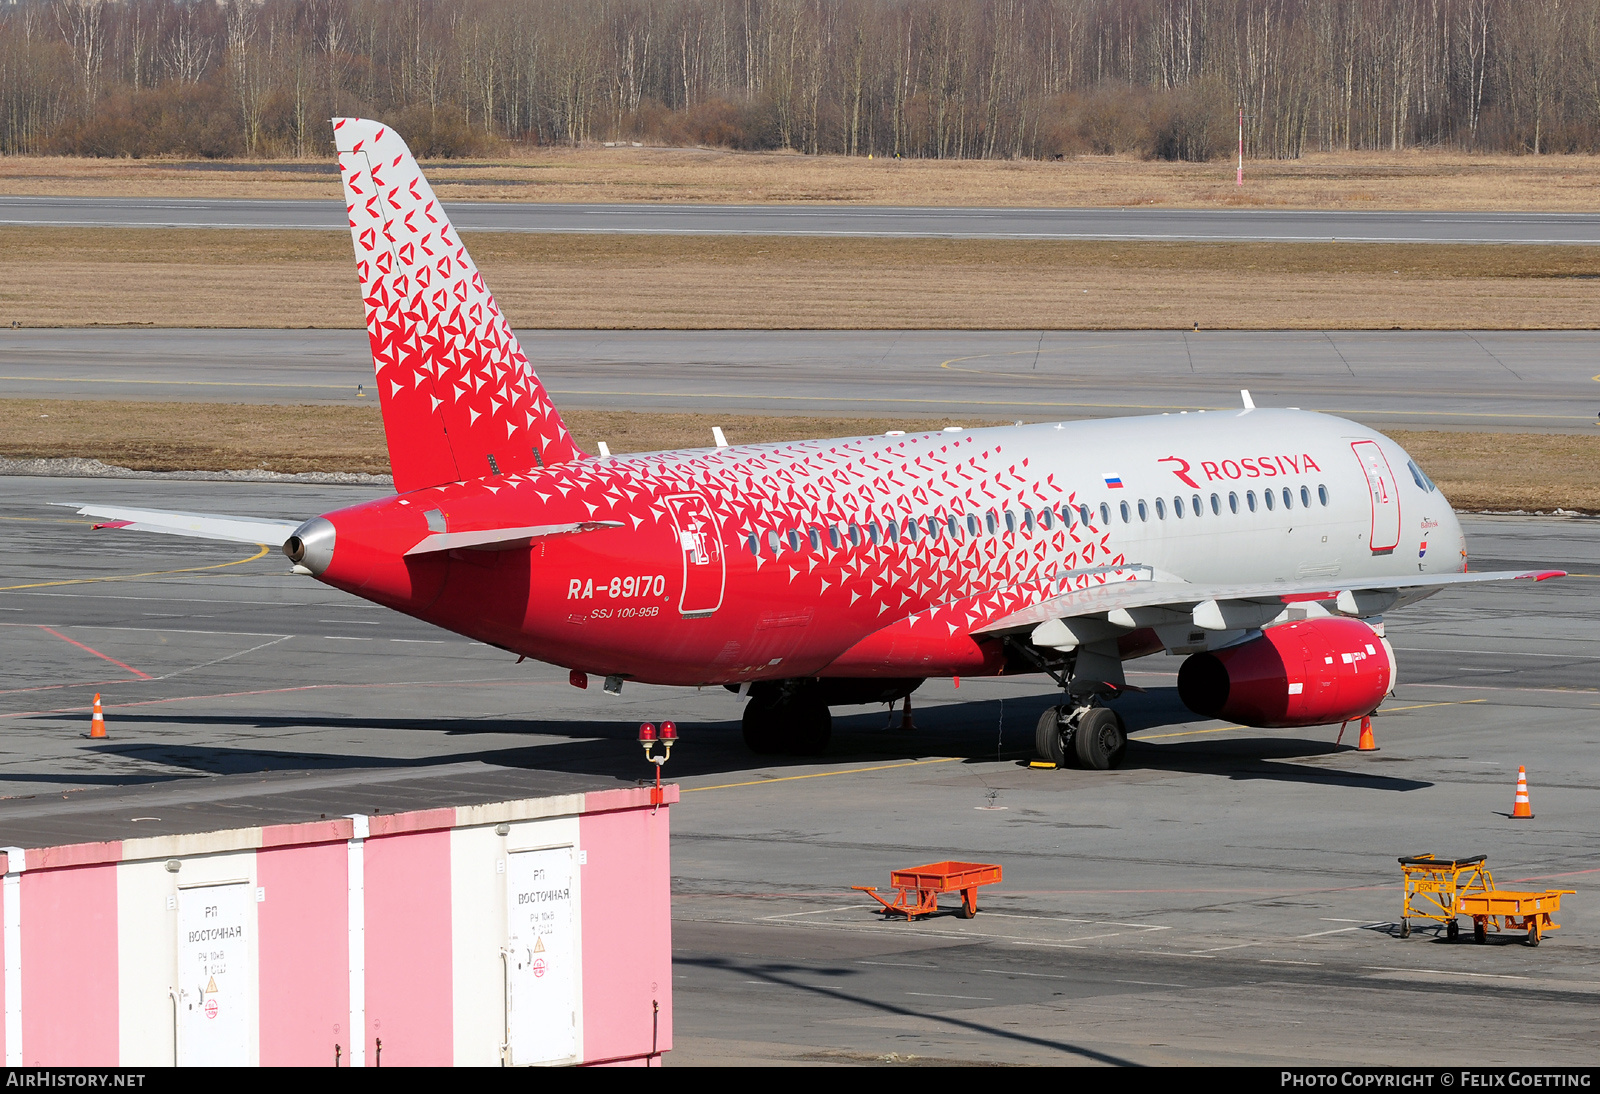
6,196,1600,243
2,475,1596,1064
5,328,1600,433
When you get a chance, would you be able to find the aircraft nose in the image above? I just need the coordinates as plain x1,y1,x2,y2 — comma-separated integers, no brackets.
284,516,336,576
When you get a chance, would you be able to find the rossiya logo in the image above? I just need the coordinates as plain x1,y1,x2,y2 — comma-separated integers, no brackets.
1160,454,1323,487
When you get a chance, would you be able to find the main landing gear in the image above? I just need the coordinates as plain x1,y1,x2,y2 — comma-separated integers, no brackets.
741,682,832,756
1035,702,1128,770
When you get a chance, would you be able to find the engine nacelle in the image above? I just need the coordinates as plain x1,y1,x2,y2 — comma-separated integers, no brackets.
1177,617,1396,728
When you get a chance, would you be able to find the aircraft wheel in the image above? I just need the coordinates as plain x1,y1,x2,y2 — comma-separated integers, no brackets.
1073,708,1127,770
741,693,785,755
788,699,833,756
1034,706,1068,767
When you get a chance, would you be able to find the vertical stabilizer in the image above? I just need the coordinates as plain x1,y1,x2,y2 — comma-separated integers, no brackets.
332,117,581,492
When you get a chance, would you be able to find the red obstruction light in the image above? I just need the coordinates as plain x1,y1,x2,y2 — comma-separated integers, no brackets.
638,722,657,742
659,720,678,741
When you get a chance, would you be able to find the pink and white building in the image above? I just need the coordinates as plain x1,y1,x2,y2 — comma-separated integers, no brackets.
0,774,675,1066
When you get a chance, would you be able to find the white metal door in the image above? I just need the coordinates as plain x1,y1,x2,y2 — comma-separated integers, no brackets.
176,882,253,1067
665,493,726,617
1351,440,1401,553
506,847,578,1065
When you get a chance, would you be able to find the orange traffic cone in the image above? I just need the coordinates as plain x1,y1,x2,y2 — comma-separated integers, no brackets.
1356,715,1377,752
1511,766,1534,819
86,693,107,739
897,695,916,731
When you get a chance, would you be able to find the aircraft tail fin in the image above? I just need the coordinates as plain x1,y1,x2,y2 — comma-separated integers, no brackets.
332,117,581,493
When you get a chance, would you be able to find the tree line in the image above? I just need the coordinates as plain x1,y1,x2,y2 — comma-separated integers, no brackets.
3,0,1596,160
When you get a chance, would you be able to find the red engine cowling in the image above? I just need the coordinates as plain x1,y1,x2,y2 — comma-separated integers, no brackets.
1177,617,1396,728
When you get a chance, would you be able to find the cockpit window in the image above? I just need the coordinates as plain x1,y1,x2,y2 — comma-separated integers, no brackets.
1407,459,1437,493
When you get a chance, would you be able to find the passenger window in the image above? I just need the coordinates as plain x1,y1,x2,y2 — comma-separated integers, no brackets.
1282,487,1293,510
1078,505,1091,527
1300,486,1311,508
868,521,882,545
747,534,759,556
828,525,841,549
1137,500,1149,522
985,511,998,535
1039,507,1053,530
787,529,801,551
904,518,918,543
925,516,940,539
1154,498,1166,520
1174,496,1185,518
1264,490,1275,511
885,520,898,545
848,523,861,546
1004,510,1016,534
1318,484,1330,506
1193,493,1203,517
1246,491,1257,512
768,530,783,553
1099,502,1111,527
1228,492,1238,514
1120,501,1131,523
948,515,962,538
967,514,980,536
1211,493,1221,515
1022,507,1034,532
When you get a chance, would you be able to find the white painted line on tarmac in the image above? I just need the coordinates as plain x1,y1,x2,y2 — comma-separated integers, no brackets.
758,905,878,921
905,992,993,1001
1189,942,1262,954
1296,924,1382,938
857,960,940,970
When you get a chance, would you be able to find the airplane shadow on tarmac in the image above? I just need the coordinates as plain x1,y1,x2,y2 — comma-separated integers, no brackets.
35,685,1430,793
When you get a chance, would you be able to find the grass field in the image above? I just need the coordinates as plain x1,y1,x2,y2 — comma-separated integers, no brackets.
5,399,1596,512
6,227,1600,330
5,148,1600,211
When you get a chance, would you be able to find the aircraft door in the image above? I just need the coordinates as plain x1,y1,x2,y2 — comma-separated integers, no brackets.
1351,440,1401,553
665,493,726,617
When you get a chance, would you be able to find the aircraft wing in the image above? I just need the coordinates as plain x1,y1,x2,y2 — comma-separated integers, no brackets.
404,521,625,555
973,566,1566,637
61,504,303,546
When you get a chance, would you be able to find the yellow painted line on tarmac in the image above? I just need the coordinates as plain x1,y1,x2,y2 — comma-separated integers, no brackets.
549,385,1592,422
0,544,271,591
0,375,354,391
1381,699,1488,714
1134,725,1245,740
0,516,93,525
684,755,963,793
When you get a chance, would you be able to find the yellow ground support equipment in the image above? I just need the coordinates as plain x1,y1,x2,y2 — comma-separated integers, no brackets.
1457,889,1575,947
1399,854,1493,940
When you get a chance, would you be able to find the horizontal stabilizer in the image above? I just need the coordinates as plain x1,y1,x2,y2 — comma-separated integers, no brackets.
62,504,301,546
404,520,624,556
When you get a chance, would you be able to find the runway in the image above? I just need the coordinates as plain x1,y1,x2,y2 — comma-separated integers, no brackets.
5,328,1599,433
7,195,1600,243
1,475,1596,1064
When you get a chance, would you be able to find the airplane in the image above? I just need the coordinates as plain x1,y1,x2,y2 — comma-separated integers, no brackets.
67,117,1565,766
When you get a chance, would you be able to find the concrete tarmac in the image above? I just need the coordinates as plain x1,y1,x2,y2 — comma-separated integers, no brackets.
7,195,1600,243
2,475,1597,1064
5,328,1600,433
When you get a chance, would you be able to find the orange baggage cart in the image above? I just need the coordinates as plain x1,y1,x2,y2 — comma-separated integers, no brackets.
855,861,1003,920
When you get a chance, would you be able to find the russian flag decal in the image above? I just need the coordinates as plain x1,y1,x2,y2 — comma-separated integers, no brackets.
1419,539,1428,558
1103,474,1124,489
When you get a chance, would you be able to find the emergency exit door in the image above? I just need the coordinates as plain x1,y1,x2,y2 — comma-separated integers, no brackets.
1351,440,1401,553
665,493,726,617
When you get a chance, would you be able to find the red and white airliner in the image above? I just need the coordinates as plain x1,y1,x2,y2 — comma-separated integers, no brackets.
71,118,1564,764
